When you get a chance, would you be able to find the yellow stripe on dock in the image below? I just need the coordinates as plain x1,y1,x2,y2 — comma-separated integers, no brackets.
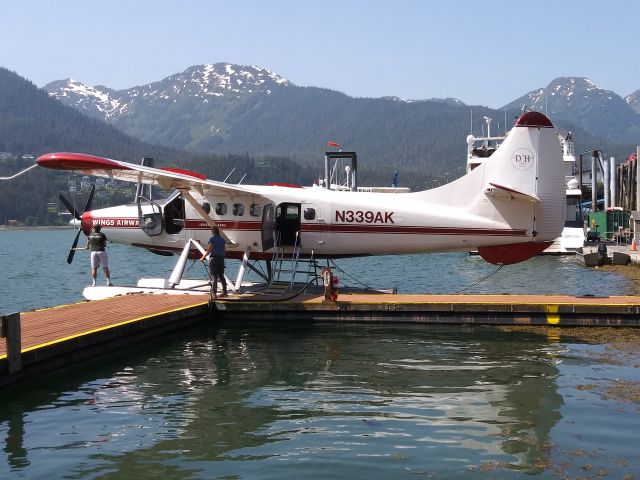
545,305,560,325
21,300,208,354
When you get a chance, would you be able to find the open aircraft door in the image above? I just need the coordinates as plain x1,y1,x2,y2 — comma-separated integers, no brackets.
275,203,301,247
261,204,275,251
137,196,163,236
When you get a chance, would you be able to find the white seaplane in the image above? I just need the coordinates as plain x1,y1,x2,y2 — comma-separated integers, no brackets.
36,111,565,299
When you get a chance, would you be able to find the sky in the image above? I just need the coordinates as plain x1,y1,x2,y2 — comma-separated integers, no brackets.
2,0,639,109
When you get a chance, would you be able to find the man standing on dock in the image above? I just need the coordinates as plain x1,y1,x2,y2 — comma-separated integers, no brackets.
87,225,113,286
201,226,227,297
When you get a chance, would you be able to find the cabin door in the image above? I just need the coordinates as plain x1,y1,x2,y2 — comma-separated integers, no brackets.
300,203,326,252
163,195,186,235
275,203,301,247
137,197,163,237
261,204,275,251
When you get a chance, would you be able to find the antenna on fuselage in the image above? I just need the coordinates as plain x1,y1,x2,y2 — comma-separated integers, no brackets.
223,167,236,183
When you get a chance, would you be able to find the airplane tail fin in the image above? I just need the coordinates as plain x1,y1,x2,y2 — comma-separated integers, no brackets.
477,112,565,263
420,111,565,264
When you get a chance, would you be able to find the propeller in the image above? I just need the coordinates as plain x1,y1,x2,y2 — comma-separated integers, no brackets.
60,184,95,264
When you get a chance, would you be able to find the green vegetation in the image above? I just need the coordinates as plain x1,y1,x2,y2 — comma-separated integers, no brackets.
0,68,314,224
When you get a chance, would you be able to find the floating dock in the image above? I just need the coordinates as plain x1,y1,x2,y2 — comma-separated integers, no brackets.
3,292,640,386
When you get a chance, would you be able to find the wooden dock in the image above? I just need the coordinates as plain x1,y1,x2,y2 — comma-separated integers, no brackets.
214,293,640,326
0,294,209,386
3,291,640,387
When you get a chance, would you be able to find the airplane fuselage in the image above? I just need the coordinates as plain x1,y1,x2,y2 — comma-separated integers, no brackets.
84,178,534,261
40,111,566,265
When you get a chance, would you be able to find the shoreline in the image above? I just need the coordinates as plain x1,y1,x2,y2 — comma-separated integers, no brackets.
0,225,75,231
597,262,640,295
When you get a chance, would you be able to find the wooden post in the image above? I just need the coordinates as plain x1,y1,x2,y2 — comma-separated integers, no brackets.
627,163,632,211
620,164,627,210
578,153,583,198
637,147,640,212
1,313,22,373
591,151,597,212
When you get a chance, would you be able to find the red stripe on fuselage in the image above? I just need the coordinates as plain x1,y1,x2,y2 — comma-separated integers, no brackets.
87,216,527,237
301,224,528,236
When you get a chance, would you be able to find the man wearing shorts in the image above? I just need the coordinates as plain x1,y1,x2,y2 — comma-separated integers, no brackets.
87,224,113,286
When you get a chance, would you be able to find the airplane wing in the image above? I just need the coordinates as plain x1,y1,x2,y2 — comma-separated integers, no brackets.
37,152,267,246
36,152,262,197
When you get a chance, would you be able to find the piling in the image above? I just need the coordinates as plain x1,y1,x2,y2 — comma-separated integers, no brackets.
1,313,22,373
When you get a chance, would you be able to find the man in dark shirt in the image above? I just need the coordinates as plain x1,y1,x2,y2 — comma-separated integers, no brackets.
200,226,227,297
86,224,113,286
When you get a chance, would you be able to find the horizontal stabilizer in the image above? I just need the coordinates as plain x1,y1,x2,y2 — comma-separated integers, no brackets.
485,182,540,202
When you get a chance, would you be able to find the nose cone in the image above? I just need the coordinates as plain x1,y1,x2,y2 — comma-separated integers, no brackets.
81,211,93,236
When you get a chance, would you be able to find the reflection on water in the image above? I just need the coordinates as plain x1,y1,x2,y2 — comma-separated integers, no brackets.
6,324,638,479
1,232,640,478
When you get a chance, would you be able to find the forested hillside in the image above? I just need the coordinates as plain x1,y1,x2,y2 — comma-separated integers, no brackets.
0,68,314,224
46,64,640,193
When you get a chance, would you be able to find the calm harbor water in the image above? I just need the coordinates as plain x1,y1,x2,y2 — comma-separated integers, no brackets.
0,229,634,314
1,229,640,479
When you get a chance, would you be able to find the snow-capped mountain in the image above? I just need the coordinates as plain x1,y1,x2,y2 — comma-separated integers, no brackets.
502,77,640,143
44,66,640,167
45,79,124,121
45,63,289,123
626,89,640,114
45,63,295,151
505,77,621,111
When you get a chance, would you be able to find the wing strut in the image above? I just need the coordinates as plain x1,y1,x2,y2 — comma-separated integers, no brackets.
181,190,238,246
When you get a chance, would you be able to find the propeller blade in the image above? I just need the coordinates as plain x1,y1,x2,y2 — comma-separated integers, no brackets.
67,229,82,264
84,184,95,212
59,193,82,220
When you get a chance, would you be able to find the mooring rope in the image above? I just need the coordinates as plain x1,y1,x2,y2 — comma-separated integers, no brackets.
328,259,379,292
454,263,504,294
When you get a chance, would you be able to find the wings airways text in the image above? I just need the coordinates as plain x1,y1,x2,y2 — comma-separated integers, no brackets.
92,218,139,227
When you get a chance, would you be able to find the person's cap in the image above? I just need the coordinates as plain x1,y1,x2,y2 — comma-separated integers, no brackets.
94,224,101,232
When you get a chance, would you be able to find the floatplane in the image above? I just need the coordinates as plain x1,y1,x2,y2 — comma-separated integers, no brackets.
33,111,564,299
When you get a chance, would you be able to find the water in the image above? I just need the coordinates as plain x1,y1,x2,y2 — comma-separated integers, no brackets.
1,229,640,479
2,325,640,479
0,229,633,314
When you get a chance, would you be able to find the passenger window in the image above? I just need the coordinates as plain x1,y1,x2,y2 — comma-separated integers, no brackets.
250,204,262,217
233,203,245,216
201,202,211,214
304,208,316,220
215,203,227,215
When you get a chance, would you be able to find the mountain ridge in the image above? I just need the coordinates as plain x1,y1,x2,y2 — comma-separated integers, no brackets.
502,76,640,144
45,67,640,160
